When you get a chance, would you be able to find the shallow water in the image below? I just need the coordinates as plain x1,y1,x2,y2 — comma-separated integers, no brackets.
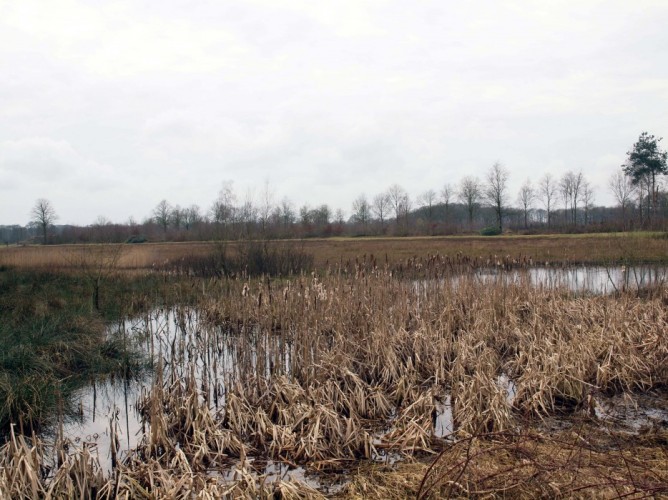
465,265,666,294
52,265,666,476
216,458,346,494
60,306,296,472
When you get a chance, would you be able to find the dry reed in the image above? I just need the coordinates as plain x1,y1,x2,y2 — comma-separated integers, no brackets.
1,257,667,497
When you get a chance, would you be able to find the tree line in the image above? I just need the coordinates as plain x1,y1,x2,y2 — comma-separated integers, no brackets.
4,132,667,245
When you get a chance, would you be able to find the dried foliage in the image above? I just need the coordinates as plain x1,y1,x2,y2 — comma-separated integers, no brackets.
1,256,667,497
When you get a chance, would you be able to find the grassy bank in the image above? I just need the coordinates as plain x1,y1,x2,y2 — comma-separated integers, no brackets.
0,267,196,435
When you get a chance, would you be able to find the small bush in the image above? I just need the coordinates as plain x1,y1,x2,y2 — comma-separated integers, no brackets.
238,240,314,277
480,226,502,236
162,240,314,278
126,235,148,244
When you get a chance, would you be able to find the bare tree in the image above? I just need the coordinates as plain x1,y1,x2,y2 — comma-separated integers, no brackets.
210,181,236,238
171,204,183,230
372,192,390,232
458,177,481,228
91,216,113,242
538,173,557,228
517,178,535,229
609,172,635,228
559,171,582,225
313,204,331,229
238,189,258,238
399,193,412,230
441,183,454,226
279,197,296,230
258,180,274,236
335,208,345,225
560,171,584,225
560,173,573,225
92,215,111,226
420,188,437,219
484,162,509,232
31,198,58,244
635,173,653,226
571,171,584,225
183,204,202,230
153,199,171,235
352,194,371,234
582,181,595,226
387,184,408,225
66,244,124,311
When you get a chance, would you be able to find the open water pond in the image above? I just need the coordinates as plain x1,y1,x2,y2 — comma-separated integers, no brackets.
458,264,666,294
50,265,666,480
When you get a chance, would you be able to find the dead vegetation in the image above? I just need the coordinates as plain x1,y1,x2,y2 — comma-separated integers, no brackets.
416,426,668,499
1,231,666,271
1,257,667,497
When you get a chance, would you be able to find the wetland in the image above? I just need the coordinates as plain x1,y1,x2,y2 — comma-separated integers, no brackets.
1,239,667,498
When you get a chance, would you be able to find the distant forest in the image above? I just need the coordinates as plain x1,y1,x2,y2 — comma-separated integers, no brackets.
3,171,666,245
3,133,668,244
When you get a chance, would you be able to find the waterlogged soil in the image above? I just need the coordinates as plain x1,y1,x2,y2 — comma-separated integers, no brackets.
595,391,668,434
48,265,668,493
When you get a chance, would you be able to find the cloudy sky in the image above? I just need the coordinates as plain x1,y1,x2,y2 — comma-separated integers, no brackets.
1,0,667,226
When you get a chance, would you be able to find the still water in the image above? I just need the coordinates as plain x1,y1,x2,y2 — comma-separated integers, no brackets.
57,265,665,471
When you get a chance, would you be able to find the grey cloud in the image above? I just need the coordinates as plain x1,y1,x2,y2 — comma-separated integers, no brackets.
1,0,667,224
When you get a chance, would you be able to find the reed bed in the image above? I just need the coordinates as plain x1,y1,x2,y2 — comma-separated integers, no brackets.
1,259,667,497
2,231,667,272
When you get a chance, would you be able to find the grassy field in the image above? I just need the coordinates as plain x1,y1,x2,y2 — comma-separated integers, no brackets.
0,232,666,271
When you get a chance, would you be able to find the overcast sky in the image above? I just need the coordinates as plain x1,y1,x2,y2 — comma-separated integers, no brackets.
1,0,667,226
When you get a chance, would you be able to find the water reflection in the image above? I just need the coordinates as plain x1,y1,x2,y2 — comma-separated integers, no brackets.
62,307,295,470
58,265,665,471
447,265,666,294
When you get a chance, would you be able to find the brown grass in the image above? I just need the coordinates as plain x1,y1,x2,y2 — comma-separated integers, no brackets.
0,241,218,271
341,425,668,499
0,232,666,271
415,427,668,499
310,232,668,266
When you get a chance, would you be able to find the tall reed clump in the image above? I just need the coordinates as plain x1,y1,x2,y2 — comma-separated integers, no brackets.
2,258,667,497
0,424,326,498
152,262,667,468
160,239,315,278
